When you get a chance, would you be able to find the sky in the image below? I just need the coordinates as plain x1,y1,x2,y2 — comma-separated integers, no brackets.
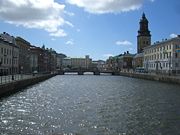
0,0,180,60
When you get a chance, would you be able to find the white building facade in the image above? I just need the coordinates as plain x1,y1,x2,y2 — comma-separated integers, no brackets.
144,36,180,74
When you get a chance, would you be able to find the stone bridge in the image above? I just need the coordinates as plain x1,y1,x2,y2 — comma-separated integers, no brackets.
57,69,118,75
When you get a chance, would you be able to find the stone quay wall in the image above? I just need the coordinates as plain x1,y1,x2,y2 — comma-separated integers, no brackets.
119,72,180,85
0,74,55,97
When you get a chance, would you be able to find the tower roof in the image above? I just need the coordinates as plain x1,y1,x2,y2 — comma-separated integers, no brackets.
142,12,146,18
140,12,148,22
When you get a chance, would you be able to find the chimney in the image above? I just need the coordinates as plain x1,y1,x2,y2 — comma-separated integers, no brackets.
127,51,129,54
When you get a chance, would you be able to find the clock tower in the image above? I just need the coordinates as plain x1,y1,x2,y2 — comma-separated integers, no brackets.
137,13,151,53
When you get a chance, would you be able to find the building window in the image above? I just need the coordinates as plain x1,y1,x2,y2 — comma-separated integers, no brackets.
176,45,178,49
175,53,178,58
0,58,2,64
175,63,178,67
4,58,6,64
4,48,6,55
169,52,171,57
166,63,168,68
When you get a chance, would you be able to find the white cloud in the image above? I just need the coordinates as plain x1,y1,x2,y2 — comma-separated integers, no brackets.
170,33,177,38
116,40,132,46
65,21,74,27
0,0,72,37
66,39,74,45
50,29,67,37
64,11,75,16
66,0,153,14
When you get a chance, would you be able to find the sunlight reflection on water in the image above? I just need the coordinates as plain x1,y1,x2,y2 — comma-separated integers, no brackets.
0,75,180,135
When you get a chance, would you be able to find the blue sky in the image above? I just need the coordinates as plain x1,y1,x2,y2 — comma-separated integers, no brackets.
0,0,179,60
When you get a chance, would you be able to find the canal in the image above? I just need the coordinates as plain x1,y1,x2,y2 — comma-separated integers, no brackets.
0,75,180,135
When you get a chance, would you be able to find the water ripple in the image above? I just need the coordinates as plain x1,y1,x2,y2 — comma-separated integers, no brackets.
0,75,180,135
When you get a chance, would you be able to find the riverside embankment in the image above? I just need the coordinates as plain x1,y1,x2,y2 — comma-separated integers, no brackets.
119,72,180,85
0,74,55,97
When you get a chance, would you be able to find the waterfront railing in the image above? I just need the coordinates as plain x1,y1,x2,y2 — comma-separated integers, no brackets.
0,74,46,85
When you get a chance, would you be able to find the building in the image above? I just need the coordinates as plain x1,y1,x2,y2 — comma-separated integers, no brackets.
62,55,92,69
50,49,57,73
30,46,47,73
0,32,19,75
15,37,31,73
106,51,134,72
137,13,151,53
117,51,134,72
62,57,71,68
144,36,180,74
71,55,92,69
56,53,66,70
133,13,151,69
92,60,106,71
132,53,144,69
29,46,38,73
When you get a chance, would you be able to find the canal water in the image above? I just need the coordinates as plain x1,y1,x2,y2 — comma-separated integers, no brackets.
0,75,180,135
